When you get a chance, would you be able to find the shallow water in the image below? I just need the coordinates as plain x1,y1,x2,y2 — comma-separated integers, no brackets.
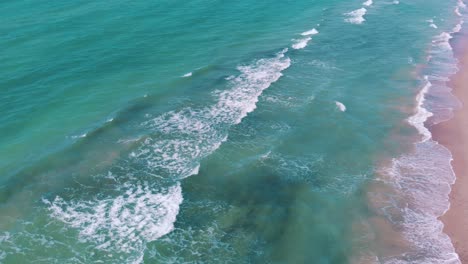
0,0,465,263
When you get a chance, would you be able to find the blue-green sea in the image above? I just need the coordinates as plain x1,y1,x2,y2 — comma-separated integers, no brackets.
1,0,466,263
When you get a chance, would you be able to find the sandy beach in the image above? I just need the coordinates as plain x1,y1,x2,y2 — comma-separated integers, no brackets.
431,36,468,263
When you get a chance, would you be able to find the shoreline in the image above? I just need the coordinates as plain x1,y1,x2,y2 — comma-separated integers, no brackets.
431,33,468,262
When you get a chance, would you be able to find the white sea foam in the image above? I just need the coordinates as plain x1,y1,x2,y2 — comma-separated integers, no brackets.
455,0,465,17
407,78,433,142
393,0,400,4
135,49,291,179
335,101,347,112
301,28,319,36
292,37,312,49
182,72,192,78
427,20,438,29
344,8,367,24
459,0,467,9
453,23,463,33
379,142,459,263
0,233,10,261
46,183,182,261
213,48,290,124
376,77,460,262
71,133,87,139
118,137,142,144
432,32,453,51
363,0,373,6
375,10,465,262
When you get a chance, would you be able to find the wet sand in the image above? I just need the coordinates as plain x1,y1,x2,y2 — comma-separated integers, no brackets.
431,37,468,263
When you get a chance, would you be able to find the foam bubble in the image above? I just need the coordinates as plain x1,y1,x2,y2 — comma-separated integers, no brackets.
182,72,192,78
459,0,467,9
453,22,463,33
455,0,465,17
292,37,312,49
71,133,87,139
344,8,367,24
335,101,347,112
363,0,373,6
301,28,319,36
457,0,466,9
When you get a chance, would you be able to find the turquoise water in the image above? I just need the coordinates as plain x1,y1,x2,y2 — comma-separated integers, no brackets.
0,0,466,263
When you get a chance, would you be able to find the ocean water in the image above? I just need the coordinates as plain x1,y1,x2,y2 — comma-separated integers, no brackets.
0,0,466,263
